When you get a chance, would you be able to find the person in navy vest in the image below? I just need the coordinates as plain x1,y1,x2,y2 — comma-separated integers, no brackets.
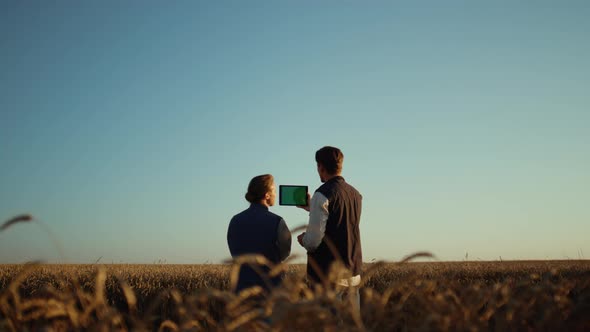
296,146,363,311
227,174,292,294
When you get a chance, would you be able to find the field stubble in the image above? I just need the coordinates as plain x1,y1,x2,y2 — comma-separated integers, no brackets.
0,260,589,331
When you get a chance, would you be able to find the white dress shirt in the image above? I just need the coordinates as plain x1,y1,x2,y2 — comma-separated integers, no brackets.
301,192,329,252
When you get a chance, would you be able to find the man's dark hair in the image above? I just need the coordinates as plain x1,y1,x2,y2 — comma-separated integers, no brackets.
315,146,344,175
245,174,274,203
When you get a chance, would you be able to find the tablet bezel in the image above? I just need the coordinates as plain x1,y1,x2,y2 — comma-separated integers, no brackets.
279,185,308,206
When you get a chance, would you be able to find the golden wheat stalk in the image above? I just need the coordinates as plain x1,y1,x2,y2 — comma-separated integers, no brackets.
158,319,178,331
268,255,301,278
225,308,265,331
399,251,435,264
181,320,203,330
116,276,137,314
0,214,33,232
226,286,264,312
226,254,274,292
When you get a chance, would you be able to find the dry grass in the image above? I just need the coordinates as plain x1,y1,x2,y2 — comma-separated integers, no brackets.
2,214,588,330
1,260,589,331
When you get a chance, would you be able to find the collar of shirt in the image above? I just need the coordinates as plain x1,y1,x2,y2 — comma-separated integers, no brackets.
249,203,269,211
326,175,344,184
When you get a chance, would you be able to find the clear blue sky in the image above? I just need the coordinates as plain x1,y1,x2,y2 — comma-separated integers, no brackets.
1,1,589,263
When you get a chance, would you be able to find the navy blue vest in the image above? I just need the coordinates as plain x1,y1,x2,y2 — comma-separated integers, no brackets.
307,176,363,283
227,203,283,293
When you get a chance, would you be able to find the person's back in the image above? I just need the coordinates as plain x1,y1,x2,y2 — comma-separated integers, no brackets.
227,174,291,293
296,146,363,312
228,203,285,292
308,176,362,283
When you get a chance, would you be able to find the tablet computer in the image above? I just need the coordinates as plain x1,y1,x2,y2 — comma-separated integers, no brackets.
279,185,308,206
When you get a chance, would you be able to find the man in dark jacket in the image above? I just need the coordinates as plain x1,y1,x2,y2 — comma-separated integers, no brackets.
297,146,362,310
227,174,291,293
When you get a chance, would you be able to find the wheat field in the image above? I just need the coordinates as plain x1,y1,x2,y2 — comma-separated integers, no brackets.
1,260,589,331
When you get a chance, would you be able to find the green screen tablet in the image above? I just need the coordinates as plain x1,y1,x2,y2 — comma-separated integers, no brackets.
279,185,308,206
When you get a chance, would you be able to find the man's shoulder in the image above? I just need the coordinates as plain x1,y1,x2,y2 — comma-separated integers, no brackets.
347,182,362,196
330,179,362,200
340,178,361,196
318,176,360,191
316,180,335,194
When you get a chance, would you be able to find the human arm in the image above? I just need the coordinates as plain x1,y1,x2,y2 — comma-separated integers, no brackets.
300,192,329,252
227,218,236,257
